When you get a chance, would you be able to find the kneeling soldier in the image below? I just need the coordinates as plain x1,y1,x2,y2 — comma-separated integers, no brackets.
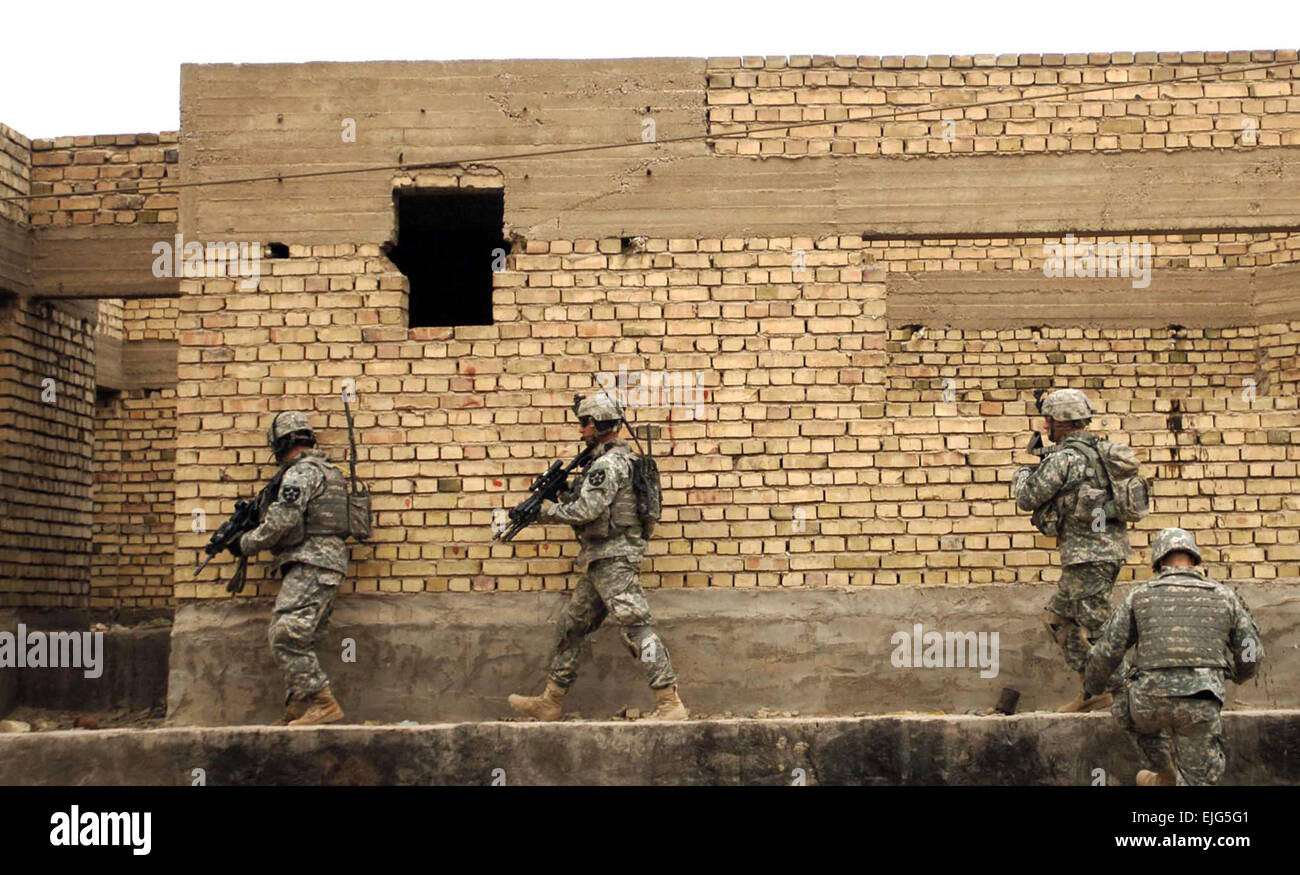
1085,528,1262,786
238,411,352,726
508,393,687,721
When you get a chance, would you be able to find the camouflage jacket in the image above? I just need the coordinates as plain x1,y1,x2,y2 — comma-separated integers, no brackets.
239,448,350,576
539,438,645,569
1012,431,1131,565
1084,566,1262,701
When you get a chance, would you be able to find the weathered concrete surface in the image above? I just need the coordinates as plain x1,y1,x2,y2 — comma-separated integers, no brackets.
0,611,16,716
886,266,1299,329
182,60,1300,243
167,583,1297,726
0,613,169,714
3,710,1298,785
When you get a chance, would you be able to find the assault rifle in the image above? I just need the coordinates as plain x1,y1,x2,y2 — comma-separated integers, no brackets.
1027,388,1050,458
494,445,595,542
194,472,283,594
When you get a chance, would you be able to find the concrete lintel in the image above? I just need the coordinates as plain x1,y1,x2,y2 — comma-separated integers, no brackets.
887,262,1300,328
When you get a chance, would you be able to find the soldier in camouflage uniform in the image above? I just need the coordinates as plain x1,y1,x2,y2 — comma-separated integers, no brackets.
1012,389,1132,712
508,393,687,721
237,411,352,726
1086,528,1262,785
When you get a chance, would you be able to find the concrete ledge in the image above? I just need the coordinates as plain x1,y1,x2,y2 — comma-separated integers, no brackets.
3,710,1298,785
0,615,170,715
166,584,1299,726
0,611,16,716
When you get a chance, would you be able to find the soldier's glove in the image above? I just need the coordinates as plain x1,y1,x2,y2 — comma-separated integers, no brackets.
538,499,557,521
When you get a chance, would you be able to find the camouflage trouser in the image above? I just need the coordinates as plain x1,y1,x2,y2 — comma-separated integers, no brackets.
268,562,343,703
1113,688,1226,786
547,556,677,690
1047,561,1121,672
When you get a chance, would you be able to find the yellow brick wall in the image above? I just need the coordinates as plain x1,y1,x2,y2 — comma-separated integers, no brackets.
0,297,96,608
174,234,1300,600
707,51,1300,156
0,122,28,224
0,131,181,608
1259,323,1300,391
885,324,1299,584
27,132,179,227
90,388,176,608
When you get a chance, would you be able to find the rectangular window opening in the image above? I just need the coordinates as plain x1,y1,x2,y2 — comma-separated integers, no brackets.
387,188,507,328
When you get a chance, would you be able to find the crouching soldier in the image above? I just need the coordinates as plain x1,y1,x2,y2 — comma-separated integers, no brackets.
1085,528,1262,786
237,411,352,726
508,393,687,721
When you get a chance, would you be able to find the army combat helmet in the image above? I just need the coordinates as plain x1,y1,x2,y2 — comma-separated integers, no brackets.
267,410,317,460
1040,388,1094,423
1150,527,1203,570
573,392,623,433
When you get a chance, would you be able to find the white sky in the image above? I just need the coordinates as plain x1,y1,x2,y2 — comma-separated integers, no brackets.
1,0,1296,139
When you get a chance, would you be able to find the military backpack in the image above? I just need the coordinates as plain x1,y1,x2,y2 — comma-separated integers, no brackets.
628,428,663,540
1074,439,1151,524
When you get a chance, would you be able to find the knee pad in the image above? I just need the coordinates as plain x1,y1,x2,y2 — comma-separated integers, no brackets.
620,626,653,661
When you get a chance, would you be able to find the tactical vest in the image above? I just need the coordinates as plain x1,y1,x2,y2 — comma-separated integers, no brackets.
1132,573,1234,671
295,455,351,538
574,442,641,546
1059,434,1112,521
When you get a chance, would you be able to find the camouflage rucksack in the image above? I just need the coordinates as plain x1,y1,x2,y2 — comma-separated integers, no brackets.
1074,439,1151,524
630,434,663,540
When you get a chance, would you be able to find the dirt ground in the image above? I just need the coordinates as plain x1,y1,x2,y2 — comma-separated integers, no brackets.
2,704,166,732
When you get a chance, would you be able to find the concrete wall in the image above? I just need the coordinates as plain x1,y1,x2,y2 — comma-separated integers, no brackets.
180,60,1300,244
166,583,1298,726
0,612,169,714
0,610,16,716
4,710,1298,785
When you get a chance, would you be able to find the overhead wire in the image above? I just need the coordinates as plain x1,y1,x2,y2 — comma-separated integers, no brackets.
1,58,1296,206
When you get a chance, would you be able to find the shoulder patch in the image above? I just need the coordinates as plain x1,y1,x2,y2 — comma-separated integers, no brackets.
587,469,606,487
281,484,302,503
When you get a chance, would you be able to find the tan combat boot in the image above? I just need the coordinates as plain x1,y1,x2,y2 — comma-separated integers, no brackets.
649,684,689,721
288,686,344,726
274,699,308,726
1057,674,1113,713
1136,764,1179,786
508,679,567,721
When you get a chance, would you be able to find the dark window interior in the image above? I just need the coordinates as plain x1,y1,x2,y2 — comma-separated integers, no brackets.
386,189,507,327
